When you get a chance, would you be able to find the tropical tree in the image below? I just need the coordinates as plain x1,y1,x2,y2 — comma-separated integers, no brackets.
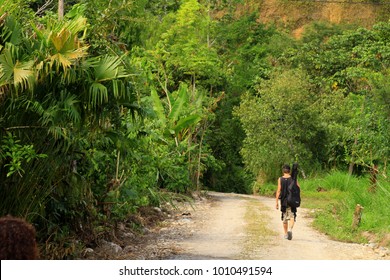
292,22,390,175
204,12,279,193
133,0,224,191
235,69,326,181
0,6,141,257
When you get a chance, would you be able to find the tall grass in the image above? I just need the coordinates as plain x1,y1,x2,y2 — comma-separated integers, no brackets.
303,170,390,246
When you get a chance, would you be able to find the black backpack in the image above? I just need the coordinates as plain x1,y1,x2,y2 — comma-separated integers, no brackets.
287,179,301,208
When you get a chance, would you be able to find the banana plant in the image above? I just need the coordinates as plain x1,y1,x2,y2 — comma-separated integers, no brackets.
150,83,202,146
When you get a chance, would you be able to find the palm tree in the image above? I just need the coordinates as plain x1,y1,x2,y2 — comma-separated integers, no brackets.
0,12,138,231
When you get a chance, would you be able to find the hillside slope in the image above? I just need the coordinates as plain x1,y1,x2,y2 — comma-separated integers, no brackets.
220,0,390,37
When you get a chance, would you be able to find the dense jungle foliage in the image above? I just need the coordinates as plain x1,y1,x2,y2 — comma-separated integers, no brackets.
0,0,389,258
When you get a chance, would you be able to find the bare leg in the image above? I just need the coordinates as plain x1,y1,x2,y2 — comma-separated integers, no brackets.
287,218,294,240
289,219,295,231
283,222,288,235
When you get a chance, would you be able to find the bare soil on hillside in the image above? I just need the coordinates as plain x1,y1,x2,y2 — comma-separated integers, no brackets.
244,0,384,38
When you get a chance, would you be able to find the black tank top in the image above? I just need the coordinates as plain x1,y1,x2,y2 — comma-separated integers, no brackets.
280,176,292,202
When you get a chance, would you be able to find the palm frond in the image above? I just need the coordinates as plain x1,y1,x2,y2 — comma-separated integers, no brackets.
50,53,72,70
0,44,15,81
82,55,132,106
60,91,81,124
88,55,130,82
24,99,45,116
89,82,108,107
49,30,88,73
31,16,89,75
0,45,35,92
112,79,127,99
13,60,34,90
63,16,88,38
50,28,88,57
47,125,65,140
0,15,22,45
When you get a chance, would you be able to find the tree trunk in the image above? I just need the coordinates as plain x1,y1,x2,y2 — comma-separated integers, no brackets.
348,136,359,175
196,123,207,192
368,164,378,193
348,162,354,176
58,0,64,20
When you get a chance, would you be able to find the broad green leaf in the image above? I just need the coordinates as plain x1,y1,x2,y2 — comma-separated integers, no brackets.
173,114,201,134
168,83,188,123
150,87,167,125
5,16,22,45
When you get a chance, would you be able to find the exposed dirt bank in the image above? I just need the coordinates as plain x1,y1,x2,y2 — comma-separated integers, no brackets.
219,0,390,39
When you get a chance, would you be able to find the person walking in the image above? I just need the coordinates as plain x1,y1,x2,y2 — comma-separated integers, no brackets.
275,163,299,240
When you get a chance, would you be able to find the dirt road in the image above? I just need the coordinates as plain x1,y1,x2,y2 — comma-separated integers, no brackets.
167,192,388,260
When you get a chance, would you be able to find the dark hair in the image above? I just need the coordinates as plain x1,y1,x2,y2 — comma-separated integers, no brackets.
282,164,291,174
291,162,299,181
0,216,39,260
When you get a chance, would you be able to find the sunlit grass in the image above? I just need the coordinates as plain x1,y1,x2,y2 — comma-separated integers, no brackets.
239,199,276,259
303,171,390,246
